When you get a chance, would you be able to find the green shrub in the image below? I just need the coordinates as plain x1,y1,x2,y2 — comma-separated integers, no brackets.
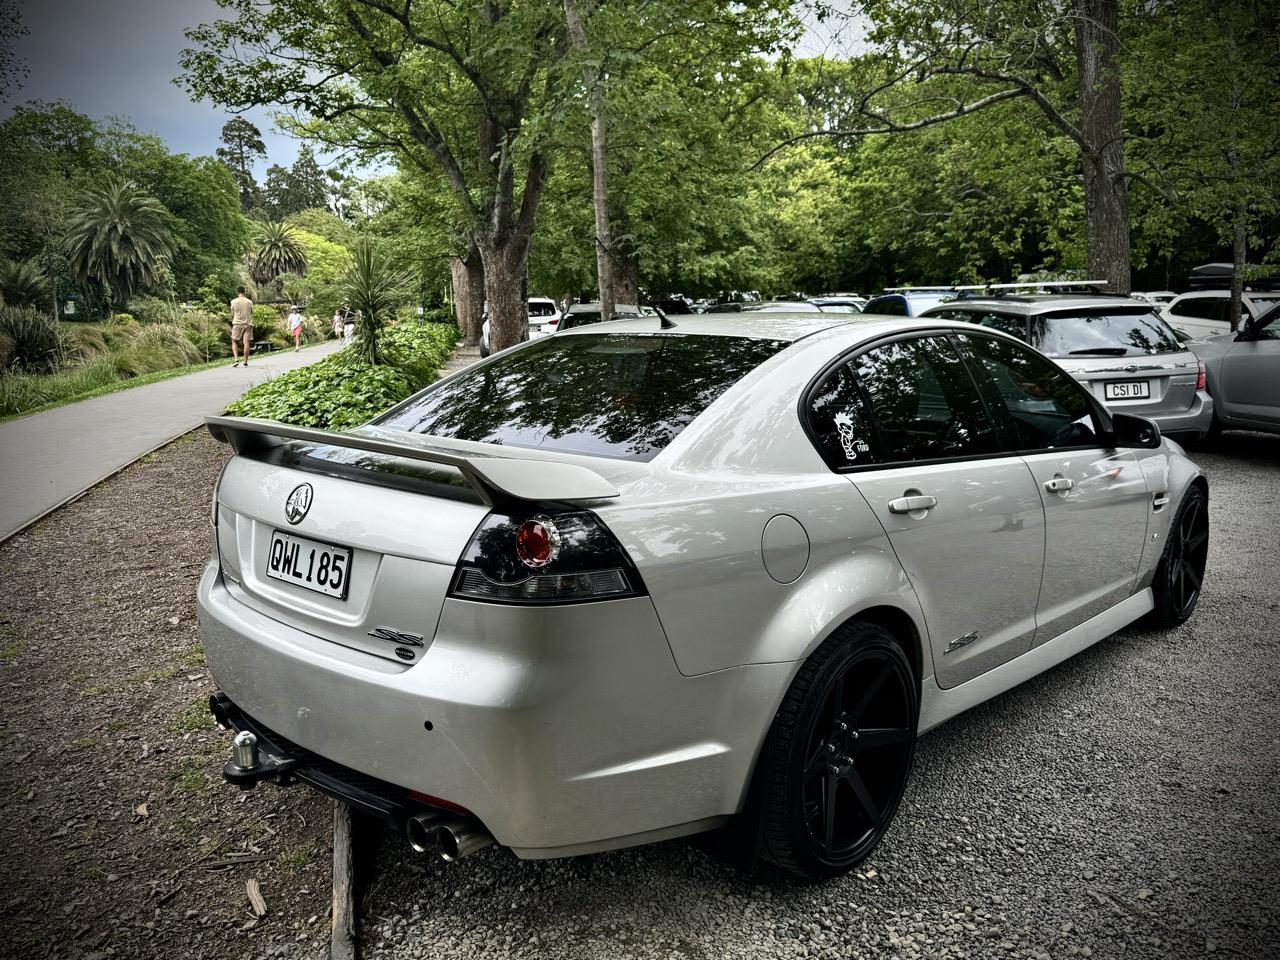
64,322,112,357
0,306,69,372
112,322,201,377
227,321,458,429
179,309,230,361
127,295,183,325
0,356,119,417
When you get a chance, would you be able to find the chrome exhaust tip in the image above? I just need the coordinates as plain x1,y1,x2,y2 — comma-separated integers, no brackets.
405,812,451,854
435,818,494,861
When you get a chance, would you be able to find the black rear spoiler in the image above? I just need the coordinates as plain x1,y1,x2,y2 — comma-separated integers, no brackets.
205,416,620,506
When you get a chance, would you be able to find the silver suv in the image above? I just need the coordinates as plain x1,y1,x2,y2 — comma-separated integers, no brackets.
922,295,1214,440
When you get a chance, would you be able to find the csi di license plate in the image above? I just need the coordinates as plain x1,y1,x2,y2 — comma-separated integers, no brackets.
266,530,351,599
1104,380,1150,401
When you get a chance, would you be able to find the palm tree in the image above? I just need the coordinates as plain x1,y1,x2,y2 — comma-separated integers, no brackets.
344,237,411,365
0,258,49,308
65,178,175,307
250,221,308,288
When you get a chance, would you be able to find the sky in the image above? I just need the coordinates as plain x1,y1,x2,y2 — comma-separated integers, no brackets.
2,0,302,172
1,0,862,175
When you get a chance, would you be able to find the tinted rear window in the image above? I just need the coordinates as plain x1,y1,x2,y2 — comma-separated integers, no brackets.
1030,309,1183,356
377,333,788,461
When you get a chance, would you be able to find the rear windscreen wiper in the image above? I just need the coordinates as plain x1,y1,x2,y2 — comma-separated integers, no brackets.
1067,348,1128,356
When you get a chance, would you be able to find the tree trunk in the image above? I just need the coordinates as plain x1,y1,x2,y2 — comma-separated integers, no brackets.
1074,0,1131,294
450,243,485,346
1229,202,1247,332
610,203,640,305
478,239,531,352
564,0,615,321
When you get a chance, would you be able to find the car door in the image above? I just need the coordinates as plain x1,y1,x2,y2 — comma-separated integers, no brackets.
1217,310,1280,427
955,333,1151,642
806,333,1046,688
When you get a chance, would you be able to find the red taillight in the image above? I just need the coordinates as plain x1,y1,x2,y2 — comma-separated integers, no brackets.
547,319,558,328
516,518,560,568
1196,360,1206,391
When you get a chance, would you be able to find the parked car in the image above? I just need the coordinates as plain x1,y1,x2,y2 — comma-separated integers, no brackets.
201,312,1205,879
554,302,654,331
740,300,826,312
811,297,865,314
479,297,564,356
1187,303,1280,437
1132,291,1177,306
922,295,1214,440
863,288,957,316
1160,290,1280,340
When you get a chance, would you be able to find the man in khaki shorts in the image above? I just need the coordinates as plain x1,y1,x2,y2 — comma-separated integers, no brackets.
230,286,254,367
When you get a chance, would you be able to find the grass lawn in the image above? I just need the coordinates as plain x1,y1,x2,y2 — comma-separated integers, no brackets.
0,355,236,424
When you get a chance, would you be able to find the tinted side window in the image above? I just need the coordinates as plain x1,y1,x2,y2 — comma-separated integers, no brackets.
971,312,1027,340
865,296,907,316
957,334,1103,450
807,362,882,468
854,336,1000,463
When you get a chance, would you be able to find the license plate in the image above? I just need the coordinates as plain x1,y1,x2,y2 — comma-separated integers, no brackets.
266,530,351,599
1104,380,1150,401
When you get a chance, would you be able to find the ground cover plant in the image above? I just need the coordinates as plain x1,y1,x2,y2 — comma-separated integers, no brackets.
225,320,458,429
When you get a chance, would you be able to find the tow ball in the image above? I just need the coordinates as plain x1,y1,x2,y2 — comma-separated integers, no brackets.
211,696,298,789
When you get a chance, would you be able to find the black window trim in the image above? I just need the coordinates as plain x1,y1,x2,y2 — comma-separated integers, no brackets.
797,327,1117,475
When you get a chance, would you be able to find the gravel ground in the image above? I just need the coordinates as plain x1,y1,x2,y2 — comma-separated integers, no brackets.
360,431,1280,960
1,424,1276,960
0,430,330,960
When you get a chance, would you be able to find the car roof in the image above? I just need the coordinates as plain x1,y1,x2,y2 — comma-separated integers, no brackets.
920,295,1155,316
566,302,648,313
552,311,989,345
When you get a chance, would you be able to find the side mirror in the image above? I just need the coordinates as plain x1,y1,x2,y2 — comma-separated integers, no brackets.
1111,413,1162,449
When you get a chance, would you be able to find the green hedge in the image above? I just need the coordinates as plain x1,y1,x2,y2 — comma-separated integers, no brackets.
226,321,459,430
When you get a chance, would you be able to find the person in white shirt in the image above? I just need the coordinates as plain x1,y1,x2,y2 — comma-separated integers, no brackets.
287,305,304,352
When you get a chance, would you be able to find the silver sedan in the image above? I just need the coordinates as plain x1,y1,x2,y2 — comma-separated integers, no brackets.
198,314,1207,878
1188,304,1280,437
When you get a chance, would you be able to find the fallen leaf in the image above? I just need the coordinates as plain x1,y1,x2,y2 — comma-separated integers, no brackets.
1137,888,1153,899
134,803,149,818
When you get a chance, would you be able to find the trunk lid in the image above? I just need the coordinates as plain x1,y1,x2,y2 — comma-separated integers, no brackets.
1057,350,1201,417
215,446,490,664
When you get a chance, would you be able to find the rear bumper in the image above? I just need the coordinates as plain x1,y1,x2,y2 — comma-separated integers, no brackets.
1144,391,1215,439
196,561,789,857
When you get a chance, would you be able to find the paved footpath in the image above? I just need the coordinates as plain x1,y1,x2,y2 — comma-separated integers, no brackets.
0,342,343,541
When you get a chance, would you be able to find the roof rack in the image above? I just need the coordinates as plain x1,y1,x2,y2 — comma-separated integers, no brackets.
884,280,1110,295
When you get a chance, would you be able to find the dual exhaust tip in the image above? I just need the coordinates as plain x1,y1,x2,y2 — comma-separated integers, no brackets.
405,812,493,861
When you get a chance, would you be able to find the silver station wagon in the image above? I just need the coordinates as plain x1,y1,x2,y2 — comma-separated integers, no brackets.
921,295,1214,440
199,313,1207,878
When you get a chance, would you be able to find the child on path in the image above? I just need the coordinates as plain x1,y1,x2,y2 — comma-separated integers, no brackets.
287,304,304,352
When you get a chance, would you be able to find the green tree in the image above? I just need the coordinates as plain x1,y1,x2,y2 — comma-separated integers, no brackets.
110,128,250,298
1127,0,1280,327
766,0,1135,292
216,117,266,213
64,178,176,307
249,221,308,289
281,227,352,319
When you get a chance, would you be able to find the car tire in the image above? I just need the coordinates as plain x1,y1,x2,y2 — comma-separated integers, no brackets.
754,621,918,879
1143,484,1209,630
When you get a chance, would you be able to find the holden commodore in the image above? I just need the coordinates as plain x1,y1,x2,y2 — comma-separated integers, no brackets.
199,313,1207,878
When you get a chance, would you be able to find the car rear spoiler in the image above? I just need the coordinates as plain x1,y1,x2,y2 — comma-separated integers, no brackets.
205,416,620,506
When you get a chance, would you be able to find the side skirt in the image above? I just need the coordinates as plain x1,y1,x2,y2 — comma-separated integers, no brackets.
918,588,1154,734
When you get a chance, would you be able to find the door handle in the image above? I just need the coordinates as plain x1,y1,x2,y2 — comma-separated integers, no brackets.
1044,476,1074,493
888,495,938,515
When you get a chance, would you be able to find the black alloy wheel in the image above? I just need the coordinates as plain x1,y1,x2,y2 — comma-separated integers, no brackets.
756,622,917,878
1147,485,1209,629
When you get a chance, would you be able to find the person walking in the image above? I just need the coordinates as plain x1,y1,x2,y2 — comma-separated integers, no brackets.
287,304,304,352
230,286,254,367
